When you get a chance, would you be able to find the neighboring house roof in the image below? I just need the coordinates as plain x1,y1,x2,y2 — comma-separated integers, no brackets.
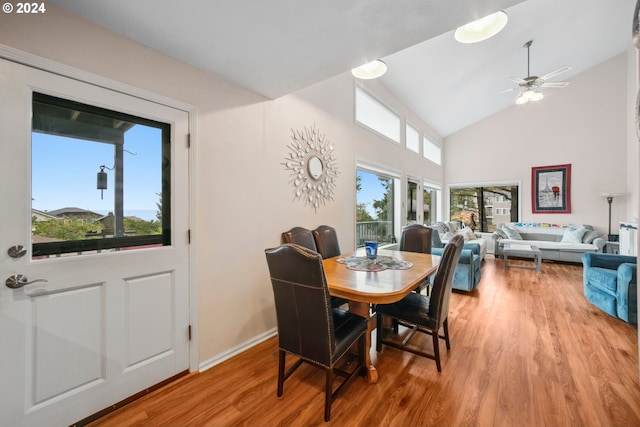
31,209,58,220
47,207,102,217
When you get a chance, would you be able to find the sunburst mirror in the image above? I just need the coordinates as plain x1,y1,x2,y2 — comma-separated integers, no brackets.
283,125,338,211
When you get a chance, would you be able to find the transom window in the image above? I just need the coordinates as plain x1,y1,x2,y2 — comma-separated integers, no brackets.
405,123,420,153
423,135,441,165
31,93,171,258
355,86,401,143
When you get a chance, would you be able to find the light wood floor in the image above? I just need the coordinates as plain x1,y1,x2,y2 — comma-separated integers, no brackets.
89,256,640,427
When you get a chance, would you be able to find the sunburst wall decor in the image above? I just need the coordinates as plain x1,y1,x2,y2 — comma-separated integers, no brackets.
282,125,338,212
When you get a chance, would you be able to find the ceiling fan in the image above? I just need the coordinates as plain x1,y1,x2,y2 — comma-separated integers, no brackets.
501,40,571,104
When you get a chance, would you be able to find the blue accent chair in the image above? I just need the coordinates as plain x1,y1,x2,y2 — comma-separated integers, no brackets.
431,229,482,292
582,253,637,324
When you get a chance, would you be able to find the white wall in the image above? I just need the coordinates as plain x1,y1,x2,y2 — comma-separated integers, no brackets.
444,53,635,235
0,5,442,365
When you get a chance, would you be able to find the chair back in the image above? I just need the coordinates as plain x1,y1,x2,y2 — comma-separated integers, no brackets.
399,224,433,254
313,225,341,258
429,235,464,325
281,227,317,252
265,244,334,366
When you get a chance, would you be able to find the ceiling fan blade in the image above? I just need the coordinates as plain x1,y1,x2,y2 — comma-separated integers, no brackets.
540,81,570,88
496,87,517,95
509,77,527,84
539,65,572,81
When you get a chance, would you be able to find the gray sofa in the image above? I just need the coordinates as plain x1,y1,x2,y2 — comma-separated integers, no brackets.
493,222,606,263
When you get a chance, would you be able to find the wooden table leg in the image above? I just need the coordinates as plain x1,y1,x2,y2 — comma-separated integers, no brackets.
347,301,378,384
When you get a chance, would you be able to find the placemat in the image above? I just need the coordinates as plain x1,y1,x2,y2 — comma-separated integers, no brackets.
336,255,413,272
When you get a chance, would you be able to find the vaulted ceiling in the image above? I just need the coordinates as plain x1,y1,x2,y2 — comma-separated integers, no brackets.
50,0,637,136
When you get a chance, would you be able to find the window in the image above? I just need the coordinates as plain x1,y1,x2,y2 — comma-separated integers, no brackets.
355,86,401,143
405,123,420,153
356,167,398,247
406,179,419,224
423,135,441,165
449,184,519,232
423,184,440,226
31,93,171,257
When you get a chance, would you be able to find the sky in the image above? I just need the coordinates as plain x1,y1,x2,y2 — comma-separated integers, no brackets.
357,169,389,218
32,125,162,221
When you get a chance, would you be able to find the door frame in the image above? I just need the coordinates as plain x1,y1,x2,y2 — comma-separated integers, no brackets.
0,43,200,372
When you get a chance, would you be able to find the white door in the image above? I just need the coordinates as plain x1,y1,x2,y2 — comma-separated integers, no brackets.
0,59,191,426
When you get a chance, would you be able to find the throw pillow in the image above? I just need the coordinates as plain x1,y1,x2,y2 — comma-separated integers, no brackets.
446,221,460,232
434,222,449,234
582,229,604,244
456,227,477,241
495,228,508,239
561,226,587,244
441,231,454,241
503,226,523,240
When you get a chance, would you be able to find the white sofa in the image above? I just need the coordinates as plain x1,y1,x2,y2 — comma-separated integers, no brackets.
493,222,606,263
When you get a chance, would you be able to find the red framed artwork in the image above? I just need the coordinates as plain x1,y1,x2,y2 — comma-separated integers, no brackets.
531,164,571,214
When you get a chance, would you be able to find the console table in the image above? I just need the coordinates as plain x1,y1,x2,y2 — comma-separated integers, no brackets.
503,243,542,273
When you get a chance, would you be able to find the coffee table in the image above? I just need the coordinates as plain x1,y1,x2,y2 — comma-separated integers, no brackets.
503,243,542,273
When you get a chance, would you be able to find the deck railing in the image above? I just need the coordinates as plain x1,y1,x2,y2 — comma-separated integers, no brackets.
355,221,394,247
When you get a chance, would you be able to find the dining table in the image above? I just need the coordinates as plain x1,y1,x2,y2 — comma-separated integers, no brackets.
322,249,440,383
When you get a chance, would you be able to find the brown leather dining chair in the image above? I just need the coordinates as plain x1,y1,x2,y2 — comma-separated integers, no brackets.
376,234,464,371
312,225,341,258
399,224,433,294
312,225,349,309
282,226,347,309
281,226,318,252
264,244,368,422
399,223,432,253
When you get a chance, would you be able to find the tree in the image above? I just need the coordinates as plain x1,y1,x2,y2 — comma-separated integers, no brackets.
32,218,101,241
124,217,162,235
372,177,392,220
356,203,374,222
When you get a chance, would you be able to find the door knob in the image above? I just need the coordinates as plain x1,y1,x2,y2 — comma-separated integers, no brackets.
7,245,27,259
5,274,48,289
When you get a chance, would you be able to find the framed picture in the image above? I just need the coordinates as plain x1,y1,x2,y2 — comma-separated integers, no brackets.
531,164,571,213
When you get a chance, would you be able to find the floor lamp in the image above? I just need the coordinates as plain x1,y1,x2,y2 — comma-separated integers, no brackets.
602,193,624,241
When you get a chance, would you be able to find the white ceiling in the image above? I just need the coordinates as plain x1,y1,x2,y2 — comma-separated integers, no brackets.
50,0,637,137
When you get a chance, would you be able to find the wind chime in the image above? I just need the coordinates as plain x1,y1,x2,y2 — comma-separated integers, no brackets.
96,165,110,199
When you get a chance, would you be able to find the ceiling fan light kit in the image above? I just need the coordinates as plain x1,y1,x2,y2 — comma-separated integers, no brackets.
516,88,543,105
501,40,571,105
351,60,387,79
454,11,508,43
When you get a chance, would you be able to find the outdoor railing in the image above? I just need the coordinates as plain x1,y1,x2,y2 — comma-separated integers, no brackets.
356,221,394,247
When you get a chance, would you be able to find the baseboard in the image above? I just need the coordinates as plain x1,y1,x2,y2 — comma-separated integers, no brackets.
198,327,277,372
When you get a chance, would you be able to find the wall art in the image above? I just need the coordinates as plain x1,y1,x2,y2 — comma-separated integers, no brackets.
283,125,338,211
531,164,571,214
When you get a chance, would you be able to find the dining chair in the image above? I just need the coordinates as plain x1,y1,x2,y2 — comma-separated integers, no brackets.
312,225,350,309
264,244,367,422
281,226,318,252
399,224,433,294
376,234,464,371
312,225,342,258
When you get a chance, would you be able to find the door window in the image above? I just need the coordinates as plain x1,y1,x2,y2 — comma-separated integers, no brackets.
31,93,171,258
356,167,397,247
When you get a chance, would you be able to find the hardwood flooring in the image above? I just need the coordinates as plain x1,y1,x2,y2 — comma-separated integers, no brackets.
89,256,640,426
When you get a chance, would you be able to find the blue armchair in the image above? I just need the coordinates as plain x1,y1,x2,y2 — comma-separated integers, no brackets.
431,229,482,292
582,253,637,324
